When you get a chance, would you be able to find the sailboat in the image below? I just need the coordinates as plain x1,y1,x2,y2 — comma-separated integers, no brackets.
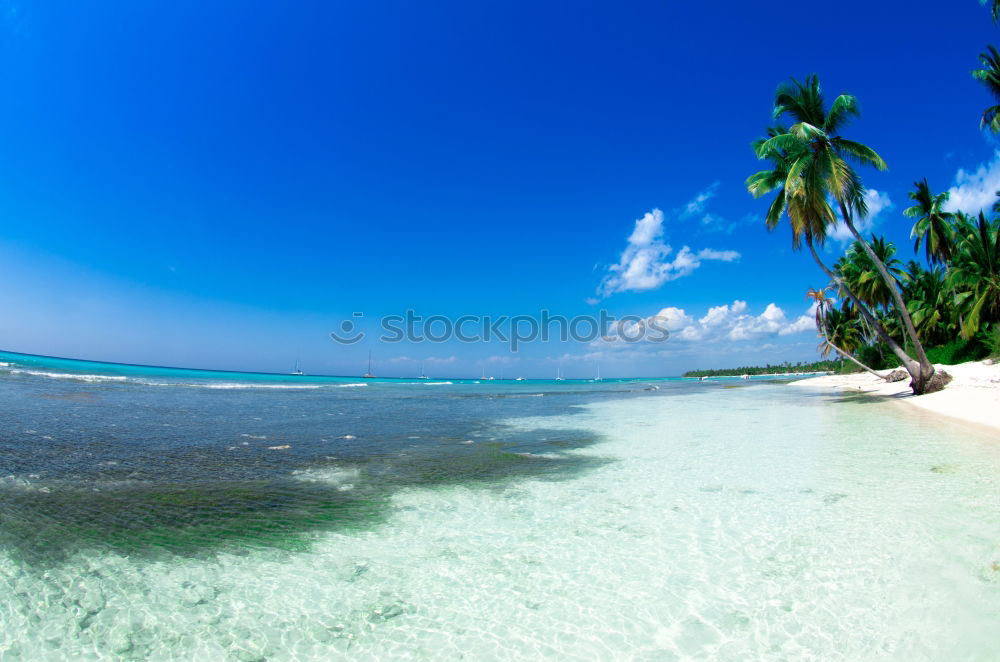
593,364,602,382
418,362,429,379
291,352,304,376
363,351,375,379
554,368,564,381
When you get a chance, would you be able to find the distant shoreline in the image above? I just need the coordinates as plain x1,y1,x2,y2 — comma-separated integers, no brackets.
682,360,842,379
689,371,831,380
790,361,1000,434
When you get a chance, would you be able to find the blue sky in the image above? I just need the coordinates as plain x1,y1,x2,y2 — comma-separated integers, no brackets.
1,0,999,377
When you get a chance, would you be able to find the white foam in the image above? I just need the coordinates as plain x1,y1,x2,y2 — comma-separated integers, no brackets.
1,367,366,390
6,368,129,383
156,381,325,390
291,466,360,487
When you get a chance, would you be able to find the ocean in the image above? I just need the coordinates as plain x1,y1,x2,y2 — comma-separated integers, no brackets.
0,350,998,660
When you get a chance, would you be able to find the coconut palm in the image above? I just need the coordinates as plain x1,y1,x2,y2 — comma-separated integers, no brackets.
982,0,1000,24
950,211,1000,337
821,304,885,376
807,286,883,378
973,46,1000,133
746,125,834,249
835,236,905,313
905,179,956,265
904,262,954,346
748,131,899,373
748,123,859,299
836,239,907,364
806,286,835,351
905,179,965,330
751,74,935,393
747,126,888,359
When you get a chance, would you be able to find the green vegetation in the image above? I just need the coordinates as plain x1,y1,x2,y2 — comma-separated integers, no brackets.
745,5,1000,393
682,360,840,378
984,0,1000,24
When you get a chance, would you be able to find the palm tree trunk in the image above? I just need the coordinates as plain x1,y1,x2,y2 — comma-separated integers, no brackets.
814,301,885,380
838,202,935,393
806,237,922,381
823,340,885,380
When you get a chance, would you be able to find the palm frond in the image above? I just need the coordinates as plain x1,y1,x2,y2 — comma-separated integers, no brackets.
984,0,1000,23
826,94,860,133
833,138,888,171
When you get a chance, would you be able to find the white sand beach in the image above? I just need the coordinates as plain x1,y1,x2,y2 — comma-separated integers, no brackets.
791,360,1000,433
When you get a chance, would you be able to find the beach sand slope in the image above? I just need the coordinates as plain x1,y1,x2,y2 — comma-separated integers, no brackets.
791,360,1000,433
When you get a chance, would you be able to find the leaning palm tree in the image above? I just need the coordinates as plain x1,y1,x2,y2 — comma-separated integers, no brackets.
836,239,907,365
748,126,898,368
750,75,936,393
973,46,1000,132
905,179,956,265
807,286,883,379
822,304,885,377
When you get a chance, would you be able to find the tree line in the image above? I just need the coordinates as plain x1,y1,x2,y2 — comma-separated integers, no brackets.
682,360,840,379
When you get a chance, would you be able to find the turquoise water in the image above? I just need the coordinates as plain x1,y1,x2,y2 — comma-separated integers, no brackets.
0,351,998,660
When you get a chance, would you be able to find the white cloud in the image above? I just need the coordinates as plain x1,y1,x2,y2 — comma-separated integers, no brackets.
681,182,720,219
651,306,693,331
727,303,787,340
778,302,818,336
828,189,893,244
704,300,816,342
945,151,1000,214
597,300,817,349
866,189,892,217
680,183,745,234
598,208,740,296
696,248,741,261
700,300,746,327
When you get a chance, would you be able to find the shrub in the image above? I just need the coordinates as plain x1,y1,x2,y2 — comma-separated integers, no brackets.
856,343,901,370
988,325,1000,359
923,334,991,365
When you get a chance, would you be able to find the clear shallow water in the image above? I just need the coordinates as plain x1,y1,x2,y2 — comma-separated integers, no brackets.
0,351,998,660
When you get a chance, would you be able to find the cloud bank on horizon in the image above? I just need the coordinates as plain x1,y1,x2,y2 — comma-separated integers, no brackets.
597,299,817,348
